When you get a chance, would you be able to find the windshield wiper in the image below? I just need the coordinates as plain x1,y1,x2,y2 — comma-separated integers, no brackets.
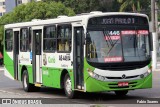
102,29,120,55
103,30,114,46
107,39,120,55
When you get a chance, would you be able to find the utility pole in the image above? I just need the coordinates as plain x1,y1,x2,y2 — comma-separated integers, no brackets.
151,0,157,71
155,1,159,55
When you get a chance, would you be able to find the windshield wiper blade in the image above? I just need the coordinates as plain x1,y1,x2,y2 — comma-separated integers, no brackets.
103,30,114,46
107,39,120,55
102,30,109,47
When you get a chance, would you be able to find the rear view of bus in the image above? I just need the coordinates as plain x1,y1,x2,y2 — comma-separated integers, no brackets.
85,13,152,96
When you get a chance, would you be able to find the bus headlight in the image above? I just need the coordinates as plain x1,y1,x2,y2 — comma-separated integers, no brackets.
147,69,151,73
88,70,94,77
98,75,105,81
140,69,152,78
87,68,105,81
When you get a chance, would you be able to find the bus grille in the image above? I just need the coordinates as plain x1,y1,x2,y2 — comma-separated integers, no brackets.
106,75,139,79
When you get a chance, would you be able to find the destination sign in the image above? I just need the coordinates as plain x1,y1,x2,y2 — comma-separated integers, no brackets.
101,17,135,24
88,15,148,25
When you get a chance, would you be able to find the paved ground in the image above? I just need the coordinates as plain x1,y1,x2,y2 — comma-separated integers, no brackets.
156,62,160,70
0,67,160,107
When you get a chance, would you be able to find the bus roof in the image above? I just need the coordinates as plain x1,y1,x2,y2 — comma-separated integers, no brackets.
4,12,148,29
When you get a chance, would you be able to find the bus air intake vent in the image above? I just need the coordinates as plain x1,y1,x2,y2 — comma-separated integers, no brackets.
106,75,139,79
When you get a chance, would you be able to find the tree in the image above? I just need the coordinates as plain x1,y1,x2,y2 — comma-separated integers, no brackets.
42,0,115,13
117,0,150,13
117,0,140,12
42,0,100,13
0,1,75,23
0,1,75,46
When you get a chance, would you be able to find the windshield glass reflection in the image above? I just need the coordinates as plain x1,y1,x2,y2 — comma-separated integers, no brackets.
86,30,150,63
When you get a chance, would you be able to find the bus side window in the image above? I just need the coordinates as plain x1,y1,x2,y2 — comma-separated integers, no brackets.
20,28,28,52
57,25,72,52
43,25,56,52
28,27,32,52
5,29,13,51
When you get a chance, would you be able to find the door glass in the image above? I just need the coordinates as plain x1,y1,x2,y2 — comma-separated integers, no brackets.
35,32,41,55
74,27,84,87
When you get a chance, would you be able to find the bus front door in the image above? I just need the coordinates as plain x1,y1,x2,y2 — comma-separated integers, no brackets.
32,30,42,83
74,27,84,89
13,31,19,80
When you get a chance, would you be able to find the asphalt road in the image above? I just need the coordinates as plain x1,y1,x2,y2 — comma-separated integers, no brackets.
0,67,160,107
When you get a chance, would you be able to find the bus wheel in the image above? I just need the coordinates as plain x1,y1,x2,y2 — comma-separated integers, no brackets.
114,90,128,96
64,73,76,98
22,70,40,92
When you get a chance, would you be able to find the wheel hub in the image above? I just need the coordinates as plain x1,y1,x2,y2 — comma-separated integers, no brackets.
24,75,27,88
65,78,72,94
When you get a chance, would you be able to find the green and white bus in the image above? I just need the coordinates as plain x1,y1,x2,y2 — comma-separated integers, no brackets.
4,12,152,98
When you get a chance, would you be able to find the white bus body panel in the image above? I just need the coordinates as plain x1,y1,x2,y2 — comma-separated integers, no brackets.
94,66,149,82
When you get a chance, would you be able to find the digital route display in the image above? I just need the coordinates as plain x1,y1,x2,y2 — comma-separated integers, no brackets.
88,15,148,26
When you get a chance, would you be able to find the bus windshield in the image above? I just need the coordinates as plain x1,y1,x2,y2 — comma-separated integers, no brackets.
86,30,151,63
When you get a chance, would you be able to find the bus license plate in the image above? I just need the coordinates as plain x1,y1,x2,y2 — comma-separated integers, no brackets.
118,82,128,87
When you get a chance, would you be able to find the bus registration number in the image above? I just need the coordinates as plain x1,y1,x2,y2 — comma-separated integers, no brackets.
118,82,128,87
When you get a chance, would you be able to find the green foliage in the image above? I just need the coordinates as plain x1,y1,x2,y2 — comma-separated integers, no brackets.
0,1,75,44
157,2,160,22
116,0,151,19
42,0,115,13
73,0,101,13
117,0,150,13
2,1,74,23
117,0,140,12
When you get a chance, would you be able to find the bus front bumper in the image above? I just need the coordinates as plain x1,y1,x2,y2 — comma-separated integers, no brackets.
85,73,152,92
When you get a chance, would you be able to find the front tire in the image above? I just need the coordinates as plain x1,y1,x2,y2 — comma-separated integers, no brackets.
115,90,128,96
22,70,40,92
64,73,76,98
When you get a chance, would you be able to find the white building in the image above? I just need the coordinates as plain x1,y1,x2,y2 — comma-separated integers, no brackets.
0,0,5,16
0,0,42,16
21,0,41,4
